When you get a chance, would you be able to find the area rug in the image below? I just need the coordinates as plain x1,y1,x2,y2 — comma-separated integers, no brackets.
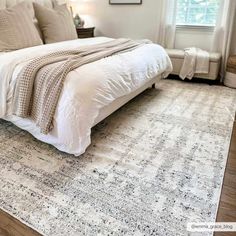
0,79,236,236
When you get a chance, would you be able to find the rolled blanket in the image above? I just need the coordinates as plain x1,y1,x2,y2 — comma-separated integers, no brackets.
180,47,210,80
12,38,150,134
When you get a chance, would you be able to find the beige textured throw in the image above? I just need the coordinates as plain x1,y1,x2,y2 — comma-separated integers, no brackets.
13,39,150,134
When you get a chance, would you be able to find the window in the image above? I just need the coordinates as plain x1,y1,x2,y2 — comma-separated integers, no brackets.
176,0,220,27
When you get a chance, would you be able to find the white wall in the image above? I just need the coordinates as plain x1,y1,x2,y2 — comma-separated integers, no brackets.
82,0,161,42
76,0,231,52
175,28,214,51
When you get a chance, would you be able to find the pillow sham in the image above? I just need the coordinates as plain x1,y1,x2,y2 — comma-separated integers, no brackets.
0,2,43,51
33,2,78,44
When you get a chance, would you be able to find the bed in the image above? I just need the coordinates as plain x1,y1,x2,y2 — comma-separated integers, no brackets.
0,2,172,156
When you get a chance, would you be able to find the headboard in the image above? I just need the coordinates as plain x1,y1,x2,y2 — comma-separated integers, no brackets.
0,0,68,15
0,0,53,9
0,0,69,39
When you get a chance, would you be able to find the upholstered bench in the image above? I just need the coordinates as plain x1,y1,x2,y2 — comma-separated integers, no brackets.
224,55,236,88
166,49,221,80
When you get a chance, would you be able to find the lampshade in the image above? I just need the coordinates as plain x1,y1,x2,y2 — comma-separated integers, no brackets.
69,0,89,15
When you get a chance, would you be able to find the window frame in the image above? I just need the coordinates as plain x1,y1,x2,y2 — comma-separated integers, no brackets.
176,24,215,32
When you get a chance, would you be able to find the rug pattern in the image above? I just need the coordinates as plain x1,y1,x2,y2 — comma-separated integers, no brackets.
0,79,236,236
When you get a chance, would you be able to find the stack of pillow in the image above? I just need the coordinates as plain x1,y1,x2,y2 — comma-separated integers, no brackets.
0,1,78,52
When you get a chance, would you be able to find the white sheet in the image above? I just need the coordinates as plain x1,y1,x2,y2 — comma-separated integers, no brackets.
0,37,172,156
179,47,209,80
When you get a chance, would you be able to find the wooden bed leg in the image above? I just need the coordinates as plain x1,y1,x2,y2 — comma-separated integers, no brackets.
152,83,156,89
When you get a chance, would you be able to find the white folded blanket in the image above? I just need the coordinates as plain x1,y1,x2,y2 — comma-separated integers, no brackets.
180,47,209,80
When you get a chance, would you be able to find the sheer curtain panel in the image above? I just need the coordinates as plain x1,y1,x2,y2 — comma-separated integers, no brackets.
212,0,236,80
157,0,178,49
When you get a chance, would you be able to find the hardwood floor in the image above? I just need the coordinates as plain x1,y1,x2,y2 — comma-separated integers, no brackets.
215,114,236,236
0,209,41,236
0,115,235,236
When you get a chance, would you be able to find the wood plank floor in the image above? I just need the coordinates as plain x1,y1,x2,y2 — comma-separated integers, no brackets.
0,114,235,236
215,113,236,236
0,209,41,236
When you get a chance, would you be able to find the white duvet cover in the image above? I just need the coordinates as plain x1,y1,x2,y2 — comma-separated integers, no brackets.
0,37,172,156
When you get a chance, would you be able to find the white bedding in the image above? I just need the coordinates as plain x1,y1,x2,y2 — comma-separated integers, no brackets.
0,37,172,156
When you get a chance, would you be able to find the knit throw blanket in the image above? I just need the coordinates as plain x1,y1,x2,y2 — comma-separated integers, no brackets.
12,39,149,134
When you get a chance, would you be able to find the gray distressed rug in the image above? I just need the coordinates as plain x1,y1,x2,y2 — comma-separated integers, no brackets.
0,79,236,236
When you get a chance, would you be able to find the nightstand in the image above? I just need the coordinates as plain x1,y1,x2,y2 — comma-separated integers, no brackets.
76,27,95,38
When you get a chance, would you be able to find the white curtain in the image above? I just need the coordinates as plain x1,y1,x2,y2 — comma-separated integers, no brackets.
157,0,178,49
212,0,236,80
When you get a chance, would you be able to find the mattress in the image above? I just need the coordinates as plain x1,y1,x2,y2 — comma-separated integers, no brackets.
0,37,173,156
